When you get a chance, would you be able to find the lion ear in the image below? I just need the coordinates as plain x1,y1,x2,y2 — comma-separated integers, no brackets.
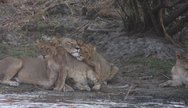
176,52,185,59
51,40,61,47
77,40,84,46
52,48,57,56
46,48,51,55
47,47,57,56
87,43,96,51
36,43,40,48
176,54,182,59
37,42,44,49
93,46,96,51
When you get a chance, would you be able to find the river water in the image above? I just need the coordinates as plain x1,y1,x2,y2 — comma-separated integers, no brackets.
0,91,187,108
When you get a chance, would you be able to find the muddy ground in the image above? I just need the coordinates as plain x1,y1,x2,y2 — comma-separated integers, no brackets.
0,1,188,107
0,58,187,104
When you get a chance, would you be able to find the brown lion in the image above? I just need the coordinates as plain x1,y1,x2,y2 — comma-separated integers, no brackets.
38,41,100,91
0,38,83,91
160,51,188,87
0,56,59,89
77,40,119,90
50,37,84,61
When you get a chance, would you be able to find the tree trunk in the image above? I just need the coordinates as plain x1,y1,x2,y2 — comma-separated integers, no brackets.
164,1,188,26
117,0,188,46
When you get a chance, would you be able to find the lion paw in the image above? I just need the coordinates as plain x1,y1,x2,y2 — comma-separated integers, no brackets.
75,84,91,91
53,87,60,91
80,86,91,91
92,84,101,91
9,81,19,86
53,85,74,92
64,85,74,92
159,80,174,87
159,82,168,87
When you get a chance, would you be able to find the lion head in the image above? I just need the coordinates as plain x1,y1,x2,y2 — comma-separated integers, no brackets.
77,40,96,61
38,39,84,61
175,51,188,67
37,42,57,57
51,38,84,61
77,40,119,82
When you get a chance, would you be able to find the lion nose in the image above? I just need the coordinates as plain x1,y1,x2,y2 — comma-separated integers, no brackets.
76,47,80,52
76,47,79,50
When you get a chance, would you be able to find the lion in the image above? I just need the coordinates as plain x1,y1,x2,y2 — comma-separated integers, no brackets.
0,38,83,91
50,37,84,61
77,40,119,90
38,42,100,91
0,56,59,89
160,51,188,87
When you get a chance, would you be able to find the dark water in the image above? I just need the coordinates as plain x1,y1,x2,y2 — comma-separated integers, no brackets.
0,91,187,108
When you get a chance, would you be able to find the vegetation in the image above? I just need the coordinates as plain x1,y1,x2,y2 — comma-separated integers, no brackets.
1,0,188,103
0,43,39,58
117,0,188,47
127,57,175,76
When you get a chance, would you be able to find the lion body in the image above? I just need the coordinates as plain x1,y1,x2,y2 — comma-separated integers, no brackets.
160,52,188,87
78,42,119,90
0,37,85,91
0,57,59,89
38,42,98,91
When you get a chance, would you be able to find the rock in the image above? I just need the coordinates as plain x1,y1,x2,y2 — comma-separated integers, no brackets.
54,25,65,35
5,34,21,46
55,25,75,35
0,0,7,4
182,26,188,39
22,22,37,32
70,32,178,60
85,8,98,19
46,4,71,16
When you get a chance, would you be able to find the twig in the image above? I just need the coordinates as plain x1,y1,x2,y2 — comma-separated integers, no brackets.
124,85,133,100
86,26,116,33
107,84,129,89
161,73,170,79
67,21,91,36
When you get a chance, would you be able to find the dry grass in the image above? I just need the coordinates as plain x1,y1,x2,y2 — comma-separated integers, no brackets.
82,0,120,18
2,0,66,30
1,0,120,33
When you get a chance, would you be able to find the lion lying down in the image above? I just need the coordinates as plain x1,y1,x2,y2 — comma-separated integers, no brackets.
39,39,119,91
0,38,83,91
38,41,99,91
51,39,119,90
77,40,119,90
0,37,119,91
0,56,59,89
160,52,188,87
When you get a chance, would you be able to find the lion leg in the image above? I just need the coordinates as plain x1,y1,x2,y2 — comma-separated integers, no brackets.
92,84,101,91
0,58,22,86
159,80,183,87
72,74,91,91
74,82,91,91
54,68,68,91
40,59,59,89
64,84,74,92
53,73,62,91
108,65,119,80
87,70,101,91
